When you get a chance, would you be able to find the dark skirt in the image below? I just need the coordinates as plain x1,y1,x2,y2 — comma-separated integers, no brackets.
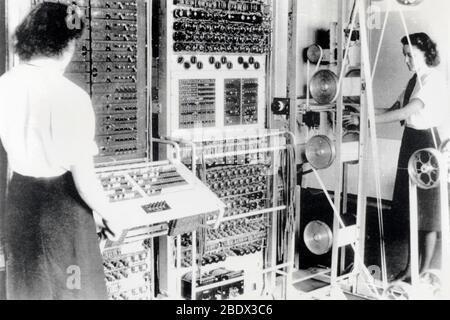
4,172,107,300
392,127,441,232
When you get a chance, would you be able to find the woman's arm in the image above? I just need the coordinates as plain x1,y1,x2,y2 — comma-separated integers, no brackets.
343,99,423,126
343,100,402,126
375,98,424,124
70,157,124,241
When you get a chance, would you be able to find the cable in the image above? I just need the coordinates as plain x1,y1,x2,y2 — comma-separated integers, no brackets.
356,0,389,288
333,3,359,102
371,0,392,80
347,0,357,30
312,168,381,298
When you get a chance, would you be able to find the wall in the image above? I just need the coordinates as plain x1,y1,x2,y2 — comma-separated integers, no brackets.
370,0,450,140
272,0,338,98
297,0,339,96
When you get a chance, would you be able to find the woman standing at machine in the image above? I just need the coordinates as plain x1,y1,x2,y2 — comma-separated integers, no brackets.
0,3,122,299
345,32,449,282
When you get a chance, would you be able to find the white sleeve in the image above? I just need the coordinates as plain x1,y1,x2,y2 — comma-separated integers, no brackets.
51,89,98,168
411,74,446,113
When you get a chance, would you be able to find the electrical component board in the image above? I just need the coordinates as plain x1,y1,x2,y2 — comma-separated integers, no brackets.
179,79,216,129
102,238,154,300
225,78,259,126
97,159,226,301
157,0,271,139
163,132,289,299
32,0,148,161
171,0,270,55
180,215,268,268
182,268,244,300
96,160,225,231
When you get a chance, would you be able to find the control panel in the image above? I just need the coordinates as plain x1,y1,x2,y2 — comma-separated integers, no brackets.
180,215,268,267
168,133,287,299
102,238,153,300
157,0,271,138
182,268,244,300
225,78,259,125
179,79,216,129
95,160,225,230
32,0,148,162
171,0,270,55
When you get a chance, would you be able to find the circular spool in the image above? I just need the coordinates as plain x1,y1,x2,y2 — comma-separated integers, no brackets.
408,148,442,190
305,135,336,170
382,282,415,300
310,70,339,105
306,44,323,64
419,270,443,299
396,0,424,6
303,220,333,256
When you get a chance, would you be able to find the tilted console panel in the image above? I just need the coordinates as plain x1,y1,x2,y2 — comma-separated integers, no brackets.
96,159,225,300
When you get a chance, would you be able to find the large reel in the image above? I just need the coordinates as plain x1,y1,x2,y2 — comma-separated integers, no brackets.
305,135,336,170
382,282,415,300
310,70,339,105
303,220,333,256
408,148,442,190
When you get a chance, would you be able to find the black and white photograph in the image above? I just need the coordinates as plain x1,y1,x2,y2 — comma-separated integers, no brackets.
0,0,449,302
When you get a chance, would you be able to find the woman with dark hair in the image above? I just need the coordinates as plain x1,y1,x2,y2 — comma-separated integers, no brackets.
345,32,450,282
0,2,122,299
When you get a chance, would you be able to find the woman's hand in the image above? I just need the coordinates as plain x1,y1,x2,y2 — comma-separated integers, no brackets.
101,214,125,242
94,211,124,242
343,113,360,127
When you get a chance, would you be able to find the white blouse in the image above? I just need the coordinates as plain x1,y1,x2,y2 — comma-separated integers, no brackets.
0,59,98,178
406,69,450,138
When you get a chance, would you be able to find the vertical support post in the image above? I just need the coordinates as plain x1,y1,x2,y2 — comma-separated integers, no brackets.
340,163,349,275
358,0,388,289
330,0,346,287
286,0,298,133
354,0,369,294
157,0,168,160
191,231,197,300
0,0,10,301
146,0,153,160
285,0,299,296
268,0,277,130
159,236,176,298
439,159,450,298
408,181,420,293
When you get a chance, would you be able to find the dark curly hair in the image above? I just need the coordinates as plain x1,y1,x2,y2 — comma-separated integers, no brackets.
14,2,85,61
401,32,440,67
